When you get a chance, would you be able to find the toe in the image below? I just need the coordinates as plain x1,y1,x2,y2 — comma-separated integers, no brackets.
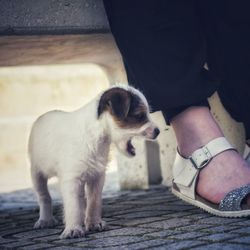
60,227,85,239
86,220,107,232
34,218,57,229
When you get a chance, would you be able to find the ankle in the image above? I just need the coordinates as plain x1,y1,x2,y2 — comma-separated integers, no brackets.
171,106,224,157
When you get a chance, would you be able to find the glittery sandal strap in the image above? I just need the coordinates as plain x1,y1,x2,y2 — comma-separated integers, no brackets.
219,184,250,211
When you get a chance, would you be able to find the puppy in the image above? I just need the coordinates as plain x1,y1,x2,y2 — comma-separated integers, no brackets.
28,85,160,239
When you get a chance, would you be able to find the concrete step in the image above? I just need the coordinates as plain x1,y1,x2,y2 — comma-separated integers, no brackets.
0,0,109,35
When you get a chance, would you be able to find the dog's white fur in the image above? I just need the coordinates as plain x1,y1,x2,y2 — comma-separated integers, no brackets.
29,85,158,239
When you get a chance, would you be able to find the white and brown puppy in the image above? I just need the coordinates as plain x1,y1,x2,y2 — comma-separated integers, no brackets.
29,85,160,239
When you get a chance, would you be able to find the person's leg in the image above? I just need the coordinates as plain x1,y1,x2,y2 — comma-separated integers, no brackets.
104,0,250,205
171,106,250,204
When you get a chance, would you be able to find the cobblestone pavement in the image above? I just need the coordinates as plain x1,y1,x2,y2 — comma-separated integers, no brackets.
1,185,250,250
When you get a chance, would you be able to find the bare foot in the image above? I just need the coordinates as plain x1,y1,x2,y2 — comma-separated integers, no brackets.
171,106,250,204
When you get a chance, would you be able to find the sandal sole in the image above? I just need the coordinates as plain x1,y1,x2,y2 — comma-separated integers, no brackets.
172,187,250,218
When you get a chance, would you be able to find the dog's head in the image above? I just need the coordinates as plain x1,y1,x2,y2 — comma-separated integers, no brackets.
98,85,160,157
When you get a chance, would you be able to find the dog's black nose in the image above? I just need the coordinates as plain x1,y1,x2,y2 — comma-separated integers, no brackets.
153,127,160,139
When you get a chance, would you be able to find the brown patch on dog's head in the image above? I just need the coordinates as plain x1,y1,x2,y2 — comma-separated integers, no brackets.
119,92,148,128
98,87,149,128
98,87,131,119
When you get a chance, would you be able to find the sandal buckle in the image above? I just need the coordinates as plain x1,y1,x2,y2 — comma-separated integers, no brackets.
190,146,212,169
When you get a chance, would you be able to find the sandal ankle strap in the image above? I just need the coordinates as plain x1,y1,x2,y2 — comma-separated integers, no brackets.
173,137,236,199
190,137,236,169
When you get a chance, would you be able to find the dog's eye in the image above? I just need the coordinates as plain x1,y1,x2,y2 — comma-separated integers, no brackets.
134,113,147,121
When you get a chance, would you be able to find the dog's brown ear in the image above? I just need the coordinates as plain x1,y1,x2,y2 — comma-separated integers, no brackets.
98,88,131,119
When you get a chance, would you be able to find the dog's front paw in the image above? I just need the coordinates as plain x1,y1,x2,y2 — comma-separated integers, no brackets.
34,217,58,229
60,226,85,239
85,220,107,232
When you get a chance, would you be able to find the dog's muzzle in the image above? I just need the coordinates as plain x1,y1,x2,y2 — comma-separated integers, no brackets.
152,127,160,139
142,123,160,140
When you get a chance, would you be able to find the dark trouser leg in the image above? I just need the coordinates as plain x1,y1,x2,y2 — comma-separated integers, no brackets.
104,0,250,139
103,0,217,123
200,0,250,139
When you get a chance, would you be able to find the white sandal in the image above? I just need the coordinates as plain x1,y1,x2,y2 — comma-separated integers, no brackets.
172,137,250,217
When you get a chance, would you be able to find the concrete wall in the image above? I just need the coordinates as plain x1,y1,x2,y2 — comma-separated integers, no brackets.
0,33,128,193
0,64,110,192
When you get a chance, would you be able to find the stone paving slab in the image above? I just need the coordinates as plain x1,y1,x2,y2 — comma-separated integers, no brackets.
1,185,250,249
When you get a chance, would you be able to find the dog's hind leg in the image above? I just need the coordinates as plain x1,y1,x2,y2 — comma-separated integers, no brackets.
85,172,106,232
32,169,57,229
